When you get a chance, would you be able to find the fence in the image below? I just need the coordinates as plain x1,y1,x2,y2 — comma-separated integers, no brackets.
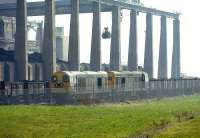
0,78,200,105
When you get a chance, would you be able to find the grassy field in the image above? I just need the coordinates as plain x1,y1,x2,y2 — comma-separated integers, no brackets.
0,95,200,138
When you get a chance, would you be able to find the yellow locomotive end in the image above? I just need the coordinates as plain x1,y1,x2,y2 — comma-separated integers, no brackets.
107,71,116,88
50,71,71,92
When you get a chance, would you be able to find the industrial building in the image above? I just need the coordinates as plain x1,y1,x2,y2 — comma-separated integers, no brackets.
0,0,180,81
0,16,69,81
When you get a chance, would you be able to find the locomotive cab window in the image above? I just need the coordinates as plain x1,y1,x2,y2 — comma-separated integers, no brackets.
63,75,70,83
121,77,126,84
108,76,112,81
51,76,57,82
97,78,102,87
142,74,145,81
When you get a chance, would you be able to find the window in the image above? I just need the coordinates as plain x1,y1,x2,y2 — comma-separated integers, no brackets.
97,78,102,88
142,74,146,81
51,76,57,82
108,76,112,81
63,75,70,83
121,78,126,84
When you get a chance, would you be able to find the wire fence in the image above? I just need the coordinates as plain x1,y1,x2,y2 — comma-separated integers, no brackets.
0,78,200,105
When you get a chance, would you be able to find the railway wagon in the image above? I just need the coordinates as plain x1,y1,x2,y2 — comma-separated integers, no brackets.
107,71,149,89
50,71,149,93
50,71,108,93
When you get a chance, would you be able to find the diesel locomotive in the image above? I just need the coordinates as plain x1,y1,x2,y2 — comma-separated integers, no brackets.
50,71,149,93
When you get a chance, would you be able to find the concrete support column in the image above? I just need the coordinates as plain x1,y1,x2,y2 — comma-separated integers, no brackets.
14,0,28,81
42,0,56,80
110,6,121,71
158,15,168,79
171,18,180,78
90,0,101,71
68,0,80,71
144,13,153,78
128,10,138,71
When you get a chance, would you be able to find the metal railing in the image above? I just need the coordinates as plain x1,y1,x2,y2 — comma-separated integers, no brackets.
0,78,200,104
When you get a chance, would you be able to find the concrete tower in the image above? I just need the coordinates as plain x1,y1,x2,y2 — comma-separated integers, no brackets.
90,1,101,71
68,0,80,71
128,10,138,71
171,18,181,79
144,13,153,78
14,0,28,81
158,15,168,79
110,6,121,71
42,0,56,80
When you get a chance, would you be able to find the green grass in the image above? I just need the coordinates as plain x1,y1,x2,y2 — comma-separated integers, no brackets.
154,118,200,138
0,95,200,138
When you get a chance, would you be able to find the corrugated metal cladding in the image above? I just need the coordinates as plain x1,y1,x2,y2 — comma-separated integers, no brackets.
0,0,141,5
0,0,16,4
0,0,45,4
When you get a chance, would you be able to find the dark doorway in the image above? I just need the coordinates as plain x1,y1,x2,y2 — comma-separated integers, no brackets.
4,63,10,82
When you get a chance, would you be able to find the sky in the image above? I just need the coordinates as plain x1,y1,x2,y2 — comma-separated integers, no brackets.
27,0,200,78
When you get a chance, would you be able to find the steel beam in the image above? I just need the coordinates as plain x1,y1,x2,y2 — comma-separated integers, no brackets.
144,13,153,79
68,0,80,71
90,0,101,71
42,0,56,80
171,18,180,79
14,0,28,81
0,0,179,18
158,15,168,79
128,10,138,71
110,6,121,71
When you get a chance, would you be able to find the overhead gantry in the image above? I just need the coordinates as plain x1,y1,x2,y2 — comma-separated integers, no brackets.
8,0,180,81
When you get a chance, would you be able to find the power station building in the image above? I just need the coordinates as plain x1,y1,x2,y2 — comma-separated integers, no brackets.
0,16,69,81
0,0,180,81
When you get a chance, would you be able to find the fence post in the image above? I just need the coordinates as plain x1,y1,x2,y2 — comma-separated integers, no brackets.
0,81,6,104
23,81,29,104
44,81,51,104
92,81,95,105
